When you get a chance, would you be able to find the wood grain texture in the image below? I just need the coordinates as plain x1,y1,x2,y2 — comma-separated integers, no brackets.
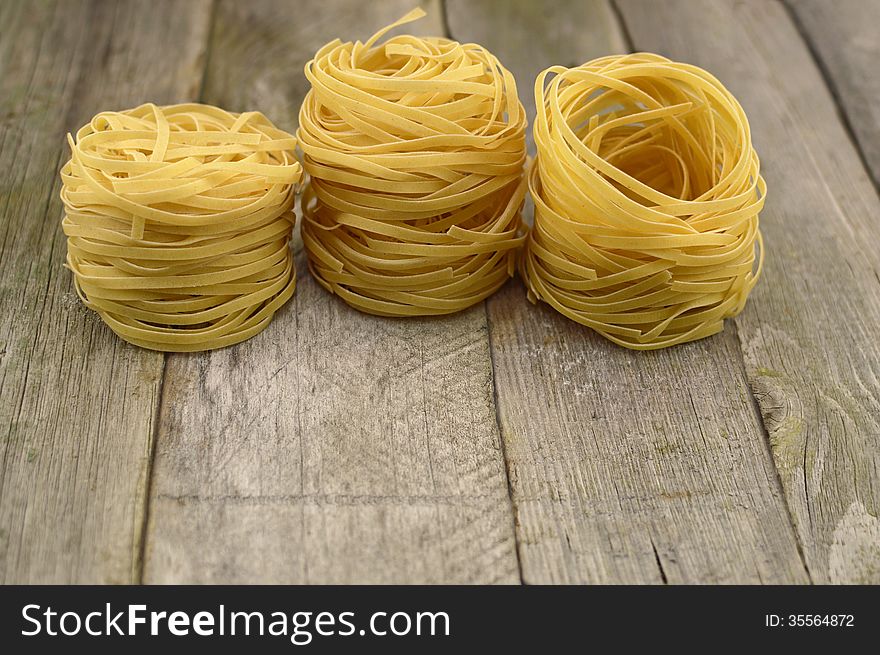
788,0,880,189
616,0,880,583
447,0,810,584
142,0,520,584
0,0,212,583
447,0,626,154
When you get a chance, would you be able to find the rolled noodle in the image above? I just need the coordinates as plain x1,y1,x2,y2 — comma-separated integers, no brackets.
61,103,301,351
523,53,765,350
298,8,527,316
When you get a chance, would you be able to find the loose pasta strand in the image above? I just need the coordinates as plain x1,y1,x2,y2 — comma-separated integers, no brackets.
522,53,765,350
298,8,528,316
61,103,302,352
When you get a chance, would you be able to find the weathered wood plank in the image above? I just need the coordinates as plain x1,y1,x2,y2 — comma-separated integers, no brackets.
0,0,212,583
142,0,520,584
447,0,810,583
447,0,627,154
788,0,880,189
616,0,880,583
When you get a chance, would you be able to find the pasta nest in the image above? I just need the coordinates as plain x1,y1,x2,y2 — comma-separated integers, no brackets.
60,103,302,351
523,53,765,350
298,9,528,316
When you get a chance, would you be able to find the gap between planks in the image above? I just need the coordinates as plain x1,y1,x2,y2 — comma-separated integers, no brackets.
140,0,521,585
135,0,220,586
447,0,812,584
614,0,880,584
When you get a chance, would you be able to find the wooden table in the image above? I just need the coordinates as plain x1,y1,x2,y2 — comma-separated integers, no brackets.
2,0,878,584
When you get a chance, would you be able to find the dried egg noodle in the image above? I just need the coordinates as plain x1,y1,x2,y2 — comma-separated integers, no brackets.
298,9,527,316
61,103,302,351
523,53,765,350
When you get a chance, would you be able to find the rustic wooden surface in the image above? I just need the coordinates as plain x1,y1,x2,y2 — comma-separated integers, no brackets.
447,0,808,584
618,0,880,585
142,0,520,584
788,0,880,190
0,0,212,584
1,0,878,584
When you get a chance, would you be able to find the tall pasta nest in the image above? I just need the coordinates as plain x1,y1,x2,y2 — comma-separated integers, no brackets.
298,9,528,316
523,53,765,349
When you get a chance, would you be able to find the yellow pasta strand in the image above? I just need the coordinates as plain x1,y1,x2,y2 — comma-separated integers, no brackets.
523,53,765,349
61,103,302,351
298,8,527,316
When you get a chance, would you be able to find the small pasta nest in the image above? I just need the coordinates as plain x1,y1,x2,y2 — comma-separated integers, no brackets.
61,103,302,351
522,53,765,350
298,9,527,316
